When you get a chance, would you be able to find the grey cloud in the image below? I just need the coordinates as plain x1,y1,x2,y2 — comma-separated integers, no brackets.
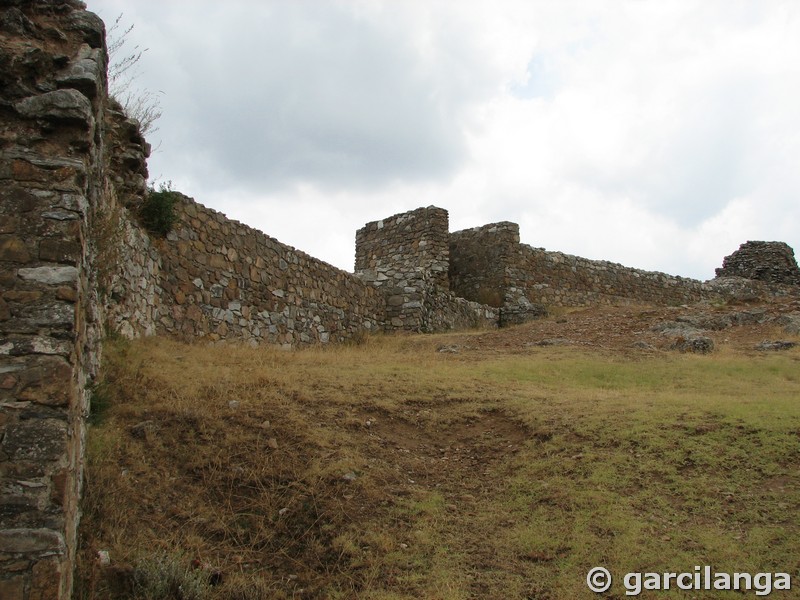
143,3,470,193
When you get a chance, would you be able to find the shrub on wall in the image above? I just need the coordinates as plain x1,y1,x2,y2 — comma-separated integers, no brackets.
139,182,178,236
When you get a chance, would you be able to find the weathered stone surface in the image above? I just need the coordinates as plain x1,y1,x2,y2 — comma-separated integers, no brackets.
66,9,105,48
14,89,92,124
755,340,796,351
16,357,73,406
0,237,31,263
0,297,10,321
1,2,100,597
1,337,71,357
3,291,43,304
0,7,34,36
30,556,63,600
38,239,81,263
2,307,75,335
2,419,68,462
55,44,102,98
0,574,25,599
716,241,800,286
778,314,800,335
0,216,20,234
17,266,78,285
0,528,65,554
671,335,715,354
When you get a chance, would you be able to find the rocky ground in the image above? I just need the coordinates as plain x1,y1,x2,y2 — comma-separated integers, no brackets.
439,295,800,357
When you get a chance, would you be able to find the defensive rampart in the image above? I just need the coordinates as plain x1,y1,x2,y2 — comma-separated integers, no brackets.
355,207,496,332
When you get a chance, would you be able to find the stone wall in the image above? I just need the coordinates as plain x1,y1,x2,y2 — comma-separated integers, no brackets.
0,2,107,598
1,3,798,597
449,222,518,307
355,206,452,331
715,241,800,286
510,245,707,307
448,222,708,309
154,196,385,346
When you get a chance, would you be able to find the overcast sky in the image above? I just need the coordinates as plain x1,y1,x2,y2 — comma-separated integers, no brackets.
88,0,800,280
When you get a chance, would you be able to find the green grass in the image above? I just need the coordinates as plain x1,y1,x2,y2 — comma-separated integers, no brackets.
77,335,800,599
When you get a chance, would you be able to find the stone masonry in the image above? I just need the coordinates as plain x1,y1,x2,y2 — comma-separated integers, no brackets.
1,2,107,598
355,206,449,331
156,195,386,346
715,241,800,286
355,207,497,332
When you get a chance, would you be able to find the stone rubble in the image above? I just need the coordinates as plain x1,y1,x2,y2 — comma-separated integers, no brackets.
716,241,800,286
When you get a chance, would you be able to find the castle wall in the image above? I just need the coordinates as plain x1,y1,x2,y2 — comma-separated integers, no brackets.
449,222,519,307
448,223,708,309
1,2,107,597
510,245,707,307
152,196,384,346
355,206,450,331
2,4,798,597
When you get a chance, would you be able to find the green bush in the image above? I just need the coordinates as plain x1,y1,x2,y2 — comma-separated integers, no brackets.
140,182,179,236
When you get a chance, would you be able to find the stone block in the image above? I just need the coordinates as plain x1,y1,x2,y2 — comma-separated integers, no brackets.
14,89,92,124
38,239,81,264
30,556,63,600
2,419,68,462
0,238,31,263
16,357,73,406
55,287,77,302
0,216,19,234
55,44,102,99
17,267,78,286
0,574,25,599
0,528,65,554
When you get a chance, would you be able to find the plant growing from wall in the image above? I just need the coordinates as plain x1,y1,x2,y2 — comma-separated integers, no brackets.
107,13,163,137
139,182,178,237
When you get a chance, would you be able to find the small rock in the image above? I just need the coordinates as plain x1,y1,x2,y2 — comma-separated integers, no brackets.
278,507,289,516
228,400,240,409
259,420,271,430
532,338,571,347
777,314,800,335
437,345,460,354
632,341,655,351
673,336,714,354
267,438,279,449
342,472,358,482
130,420,157,439
755,340,796,352
96,550,110,566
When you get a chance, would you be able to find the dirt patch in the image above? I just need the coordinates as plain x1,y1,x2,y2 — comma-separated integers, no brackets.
354,406,530,493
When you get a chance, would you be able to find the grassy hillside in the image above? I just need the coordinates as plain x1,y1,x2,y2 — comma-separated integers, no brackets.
77,313,800,599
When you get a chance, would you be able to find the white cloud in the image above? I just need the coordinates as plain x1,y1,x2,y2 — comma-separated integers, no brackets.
91,0,800,279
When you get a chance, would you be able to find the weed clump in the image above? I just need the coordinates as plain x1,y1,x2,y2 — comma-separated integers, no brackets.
131,553,211,600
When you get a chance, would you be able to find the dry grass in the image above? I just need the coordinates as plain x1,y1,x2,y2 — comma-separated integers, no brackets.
76,321,800,599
